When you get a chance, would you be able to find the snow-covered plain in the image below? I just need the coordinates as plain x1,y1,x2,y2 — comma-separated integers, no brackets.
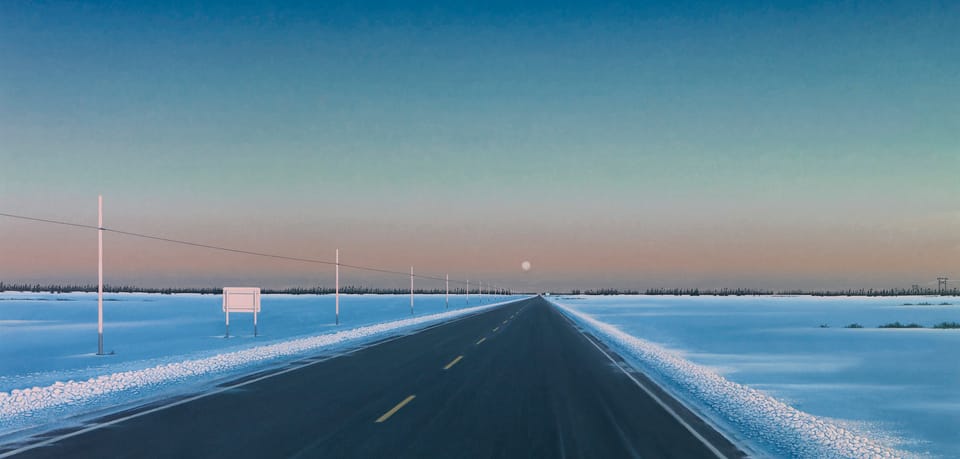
552,295,960,458
0,292,523,438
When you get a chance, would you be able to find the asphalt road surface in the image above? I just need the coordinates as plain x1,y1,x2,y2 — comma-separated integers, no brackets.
7,296,745,458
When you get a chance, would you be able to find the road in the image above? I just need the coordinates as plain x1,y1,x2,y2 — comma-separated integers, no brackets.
7,296,745,458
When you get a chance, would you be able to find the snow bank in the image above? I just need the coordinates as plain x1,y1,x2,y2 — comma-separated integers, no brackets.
551,300,913,459
0,300,513,424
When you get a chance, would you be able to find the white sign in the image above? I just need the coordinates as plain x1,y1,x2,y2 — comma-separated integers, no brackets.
222,287,261,337
223,287,261,313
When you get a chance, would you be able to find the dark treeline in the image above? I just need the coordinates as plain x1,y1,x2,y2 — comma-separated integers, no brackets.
643,288,772,296
571,288,775,296
6,281,956,297
570,288,641,295
565,287,959,296
795,287,958,297
0,282,511,296
634,287,957,296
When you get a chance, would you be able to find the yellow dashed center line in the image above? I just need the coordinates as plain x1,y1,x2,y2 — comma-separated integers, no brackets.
375,395,416,423
443,355,464,370
476,337,486,345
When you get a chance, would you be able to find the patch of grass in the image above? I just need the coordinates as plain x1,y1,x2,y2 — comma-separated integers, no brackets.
878,321,924,329
844,323,864,328
939,302,952,306
932,322,960,329
917,302,933,306
902,303,913,306
819,324,830,328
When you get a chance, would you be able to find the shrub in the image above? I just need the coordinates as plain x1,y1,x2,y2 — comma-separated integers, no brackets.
819,324,830,328
845,323,864,328
932,322,960,329
879,321,924,328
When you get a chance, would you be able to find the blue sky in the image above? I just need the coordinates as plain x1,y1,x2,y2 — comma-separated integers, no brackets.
1,1,958,291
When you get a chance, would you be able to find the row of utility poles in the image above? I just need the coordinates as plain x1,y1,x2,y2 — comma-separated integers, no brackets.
94,195,512,355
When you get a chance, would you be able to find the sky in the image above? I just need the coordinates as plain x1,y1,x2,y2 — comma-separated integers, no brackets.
1,1,958,292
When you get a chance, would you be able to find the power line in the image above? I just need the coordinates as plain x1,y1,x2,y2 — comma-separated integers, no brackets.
106,227,338,267
0,212,99,231
0,211,504,290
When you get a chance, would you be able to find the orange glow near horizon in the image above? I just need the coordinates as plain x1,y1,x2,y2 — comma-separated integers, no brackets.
2,206,956,292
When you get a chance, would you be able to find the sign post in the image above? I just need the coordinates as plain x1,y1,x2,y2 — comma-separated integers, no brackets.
222,287,261,337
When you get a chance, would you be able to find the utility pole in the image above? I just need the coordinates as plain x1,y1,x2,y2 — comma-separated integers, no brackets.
410,266,414,315
445,274,449,310
335,249,340,325
938,277,949,294
97,195,104,355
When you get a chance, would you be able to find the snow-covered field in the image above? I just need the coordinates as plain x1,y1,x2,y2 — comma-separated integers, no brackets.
552,295,960,458
0,292,522,438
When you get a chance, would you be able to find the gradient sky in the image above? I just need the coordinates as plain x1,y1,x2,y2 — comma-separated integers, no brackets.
1,1,958,292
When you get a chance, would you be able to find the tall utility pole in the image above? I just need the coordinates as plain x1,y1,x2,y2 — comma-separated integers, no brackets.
335,249,340,325
479,280,482,304
97,195,104,355
938,277,949,294
466,280,469,304
410,266,414,315
445,274,449,310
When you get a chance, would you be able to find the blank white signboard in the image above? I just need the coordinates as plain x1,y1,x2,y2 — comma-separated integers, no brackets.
223,287,261,313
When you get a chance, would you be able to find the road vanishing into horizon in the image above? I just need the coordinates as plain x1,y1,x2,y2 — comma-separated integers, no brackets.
4,296,745,458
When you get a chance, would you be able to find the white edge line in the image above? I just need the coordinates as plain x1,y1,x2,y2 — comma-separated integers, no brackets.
548,300,729,459
0,298,529,458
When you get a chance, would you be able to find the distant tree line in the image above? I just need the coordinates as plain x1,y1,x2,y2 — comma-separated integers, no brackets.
567,287,959,296
570,288,641,295
804,287,958,297
0,282,511,296
644,288,772,296
7,281,956,297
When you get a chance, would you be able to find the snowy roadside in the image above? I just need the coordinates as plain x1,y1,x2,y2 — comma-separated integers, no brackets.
549,298,914,459
0,298,524,438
